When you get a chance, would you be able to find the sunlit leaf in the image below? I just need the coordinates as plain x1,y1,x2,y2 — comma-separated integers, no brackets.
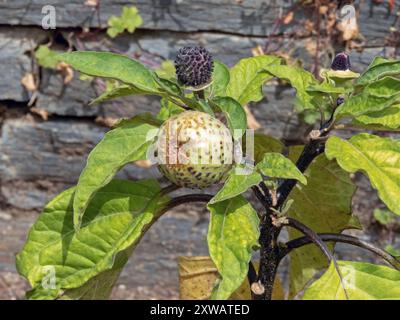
207,196,259,300
17,179,169,299
257,153,307,185
58,51,158,92
263,64,318,110
210,97,247,138
73,115,159,229
212,61,230,96
107,6,142,38
326,134,400,216
357,59,400,86
226,55,281,106
210,167,262,204
287,147,358,298
303,261,400,300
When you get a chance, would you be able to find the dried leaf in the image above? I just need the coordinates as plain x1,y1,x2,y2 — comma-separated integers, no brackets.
305,38,317,56
283,11,294,25
134,159,152,168
21,73,37,92
251,45,264,57
244,105,261,130
319,5,329,15
56,62,74,84
95,116,118,128
84,0,99,6
30,107,49,121
178,256,285,300
337,16,359,41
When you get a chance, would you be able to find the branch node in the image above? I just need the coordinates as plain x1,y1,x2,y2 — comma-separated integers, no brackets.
271,215,288,227
251,281,265,296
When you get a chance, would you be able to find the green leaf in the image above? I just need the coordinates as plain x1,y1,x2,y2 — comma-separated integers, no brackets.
59,247,130,300
35,45,59,69
263,64,318,110
373,208,396,225
364,76,400,98
212,61,230,96
16,179,169,299
326,134,400,216
210,167,262,204
322,69,360,81
351,104,400,130
369,56,391,68
335,93,400,120
303,261,400,300
287,148,358,298
252,133,284,163
113,112,163,128
306,82,349,94
155,60,176,80
256,152,307,185
58,51,158,92
210,97,247,138
89,85,152,105
357,59,400,86
197,100,215,116
157,98,185,121
73,115,159,230
155,76,183,96
385,245,400,257
226,55,281,105
207,196,259,300
107,6,143,38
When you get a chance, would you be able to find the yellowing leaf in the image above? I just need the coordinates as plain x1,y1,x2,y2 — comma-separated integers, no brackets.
257,153,307,185
35,45,59,69
72,114,159,230
326,134,400,216
287,147,358,298
210,168,262,204
17,179,169,299
178,256,284,300
226,55,281,106
107,6,143,38
207,196,259,300
303,261,400,300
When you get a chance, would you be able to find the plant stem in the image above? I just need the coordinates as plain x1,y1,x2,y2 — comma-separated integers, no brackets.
285,217,349,299
276,138,325,209
159,184,181,196
162,193,260,296
194,89,206,102
159,194,213,215
281,233,400,270
196,89,205,100
254,110,339,300
253,211,281,300
285,217,334,262
247,261,258,285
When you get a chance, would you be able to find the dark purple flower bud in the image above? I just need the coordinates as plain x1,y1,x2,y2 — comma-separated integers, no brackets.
336,97,345,106
174,46,213,88
331,52,351,71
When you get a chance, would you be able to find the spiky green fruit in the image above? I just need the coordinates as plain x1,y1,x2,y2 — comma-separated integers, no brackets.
156,111,234,188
